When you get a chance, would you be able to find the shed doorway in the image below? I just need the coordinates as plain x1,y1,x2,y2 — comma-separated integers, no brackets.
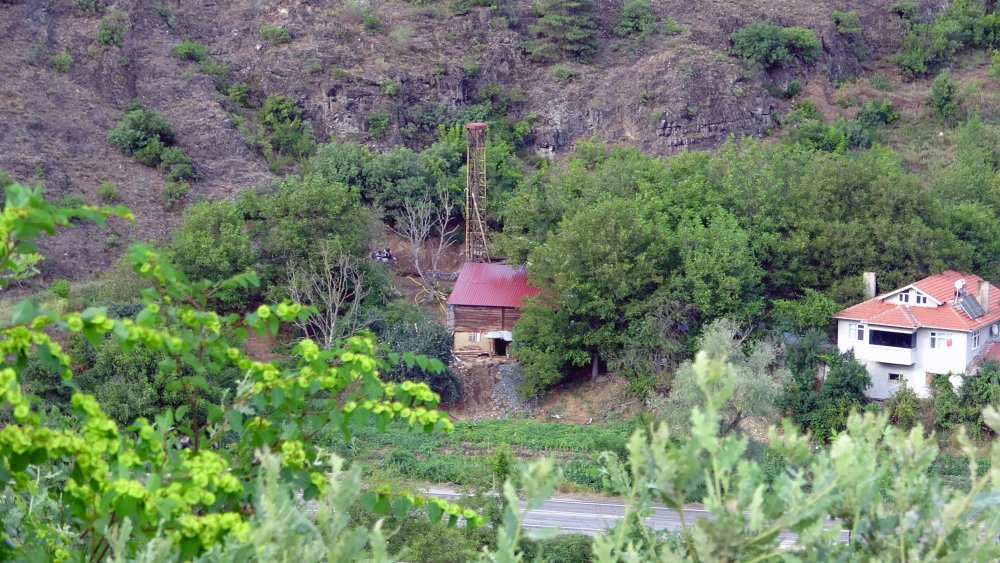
485,330,513,357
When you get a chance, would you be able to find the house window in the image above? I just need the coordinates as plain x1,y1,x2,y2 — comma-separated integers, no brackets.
930,332,953,349
468,333,481,343
888,373,902,382
915,294,928,305
899,290,910,303
848,323,865,341
973,330,981,349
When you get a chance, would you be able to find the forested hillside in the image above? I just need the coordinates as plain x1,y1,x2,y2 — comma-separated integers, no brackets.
3,0,1000,561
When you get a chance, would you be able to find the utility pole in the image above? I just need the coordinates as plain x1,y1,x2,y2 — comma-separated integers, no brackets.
464,122,489,263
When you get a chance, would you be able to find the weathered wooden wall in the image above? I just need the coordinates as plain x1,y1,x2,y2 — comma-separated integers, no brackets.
453,306,522,332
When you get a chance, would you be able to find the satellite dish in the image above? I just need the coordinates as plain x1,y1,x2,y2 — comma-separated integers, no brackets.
992,323,999,337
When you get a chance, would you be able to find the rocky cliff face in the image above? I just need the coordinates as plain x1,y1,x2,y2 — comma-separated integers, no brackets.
0,0,906,279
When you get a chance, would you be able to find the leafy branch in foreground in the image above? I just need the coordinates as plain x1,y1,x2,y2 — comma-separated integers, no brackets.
0,183,471,560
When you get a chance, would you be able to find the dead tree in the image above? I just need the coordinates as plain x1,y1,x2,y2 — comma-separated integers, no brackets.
392,182,457,300
286,245,371,349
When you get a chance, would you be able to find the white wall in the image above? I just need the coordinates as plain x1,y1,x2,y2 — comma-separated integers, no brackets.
836,320,968,399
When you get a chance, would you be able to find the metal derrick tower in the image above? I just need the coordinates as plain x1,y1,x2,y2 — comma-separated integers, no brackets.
465,122,489,263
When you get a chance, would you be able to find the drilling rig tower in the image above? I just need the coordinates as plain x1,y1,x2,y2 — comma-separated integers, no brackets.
464,122,489,263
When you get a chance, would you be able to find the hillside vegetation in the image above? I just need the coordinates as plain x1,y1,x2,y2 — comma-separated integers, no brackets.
3,0,1000,560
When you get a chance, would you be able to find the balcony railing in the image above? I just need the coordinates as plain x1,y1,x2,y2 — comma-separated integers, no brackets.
865,344,916,365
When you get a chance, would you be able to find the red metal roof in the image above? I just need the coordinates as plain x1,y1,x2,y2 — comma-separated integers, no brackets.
447,262,539,308
834,270,1000,332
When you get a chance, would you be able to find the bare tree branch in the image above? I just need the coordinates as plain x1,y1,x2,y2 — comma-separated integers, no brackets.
391,183,458,300
286,245,371,349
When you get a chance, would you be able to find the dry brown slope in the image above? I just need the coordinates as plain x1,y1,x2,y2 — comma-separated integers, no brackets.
0,0,905,280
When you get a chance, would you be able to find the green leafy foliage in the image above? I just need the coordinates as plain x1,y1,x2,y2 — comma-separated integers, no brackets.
99,180,119,202
97,8,130,46
894,1,1000,78
550,63,581,82
171,39,208,62
50,278,70,299
729,21,820,69
377,310,460,404
927,72,962,120
73,0,103,15
651,319,789,435
108,101,174,157
256,94,316,168
613,0,657,39
831,9,862,35
367,110,391,139
159,146,196,182
523,0,598,61
167,200,256,304
258,24,291,44
0,183,461,559
50,50,72,72
162,181,188,209
781,350,871,442
769,288,839,335
238,174,372,290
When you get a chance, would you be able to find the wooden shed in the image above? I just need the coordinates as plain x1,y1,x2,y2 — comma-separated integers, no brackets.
447,262,539,356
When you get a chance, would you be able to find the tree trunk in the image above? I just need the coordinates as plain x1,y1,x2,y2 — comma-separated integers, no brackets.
591,350,600,379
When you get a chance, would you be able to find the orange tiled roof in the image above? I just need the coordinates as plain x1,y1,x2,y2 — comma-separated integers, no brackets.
833,270,1000,332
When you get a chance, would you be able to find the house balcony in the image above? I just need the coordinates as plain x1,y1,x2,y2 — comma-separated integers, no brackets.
867,344,917,365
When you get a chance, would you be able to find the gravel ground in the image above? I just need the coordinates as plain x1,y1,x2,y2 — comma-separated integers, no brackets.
493,364,536,416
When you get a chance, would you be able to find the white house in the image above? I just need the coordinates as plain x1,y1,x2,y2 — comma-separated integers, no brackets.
833,270,1000,399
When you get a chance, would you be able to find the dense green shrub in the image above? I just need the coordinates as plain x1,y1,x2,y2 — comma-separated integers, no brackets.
378,314,460,404
168,200,256,305
158,146,196,182
613,0,656,39
892,0,920,22
256,94,316,167
855,99,900,129
831,10,862,36
259,24,291,44
927,73,961,119
769,289,838,335
779,350,870,442
550,63,581,82
50,50,72,72
367,110,390,139
893,2,1000,78
162,180,189,209
108,101,174,157
239,174,372,287
362,12,382,34
523,0,598,61
870,73,894,91
171,39,208,62
50,279,70,299
729,21,820,69
520,533,594,562
97,8,130,46
886,385,922,430
98,181,119,202
73,0,103,15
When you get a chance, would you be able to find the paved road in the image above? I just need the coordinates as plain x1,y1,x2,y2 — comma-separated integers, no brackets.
426,488,851,547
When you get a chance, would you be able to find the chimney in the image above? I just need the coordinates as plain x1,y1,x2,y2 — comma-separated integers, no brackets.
863,272,877,300
979,280,990,313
